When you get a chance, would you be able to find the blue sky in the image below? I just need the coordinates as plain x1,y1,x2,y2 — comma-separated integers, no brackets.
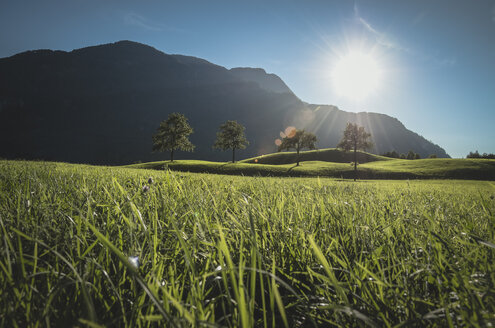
1,0,494,158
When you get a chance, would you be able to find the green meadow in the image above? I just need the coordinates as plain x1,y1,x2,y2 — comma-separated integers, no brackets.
1,160,494,327
127,148,495,180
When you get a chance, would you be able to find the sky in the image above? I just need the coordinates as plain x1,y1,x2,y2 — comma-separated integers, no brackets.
1,0,494,158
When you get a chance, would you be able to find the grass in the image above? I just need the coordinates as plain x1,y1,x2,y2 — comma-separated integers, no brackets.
362,158,495,180
1,159,495,327
127,155,495,180
240,148,391,165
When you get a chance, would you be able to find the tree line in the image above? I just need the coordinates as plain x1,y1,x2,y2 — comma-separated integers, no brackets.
152,114,375,180
383,150,495,160
382,150,428,159
152,113,493,182
466,151,495,159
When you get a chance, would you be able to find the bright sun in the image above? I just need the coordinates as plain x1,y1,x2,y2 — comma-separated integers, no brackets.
332,51,382,101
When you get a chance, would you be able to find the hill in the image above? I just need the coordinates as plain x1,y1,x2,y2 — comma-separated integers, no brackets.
127,149,495,180
0,40,449,164
293,104,448,159
240,148,390,165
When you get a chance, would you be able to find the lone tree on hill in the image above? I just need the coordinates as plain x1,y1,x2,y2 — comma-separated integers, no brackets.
337,122,372,181
278,129,317,166
213,120,249,163
152,113,194,162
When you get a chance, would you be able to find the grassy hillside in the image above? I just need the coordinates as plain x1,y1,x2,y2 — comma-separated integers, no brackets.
1,160,494,326
240,148,390,164
128,153,495,180
362,158,495,180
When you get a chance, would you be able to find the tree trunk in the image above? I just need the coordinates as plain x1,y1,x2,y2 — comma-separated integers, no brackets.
354,141,357,181
171,149,174,162
296,146,300,166
232,147,236,163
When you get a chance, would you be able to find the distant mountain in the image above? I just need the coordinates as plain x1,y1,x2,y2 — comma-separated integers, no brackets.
291,104,448,158
0,40,449,164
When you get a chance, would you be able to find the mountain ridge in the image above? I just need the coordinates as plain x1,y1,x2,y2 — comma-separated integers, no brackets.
229,67,295,95
0,40,450,164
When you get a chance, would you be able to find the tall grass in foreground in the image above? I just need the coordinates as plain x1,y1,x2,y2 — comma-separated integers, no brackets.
0,160,494,327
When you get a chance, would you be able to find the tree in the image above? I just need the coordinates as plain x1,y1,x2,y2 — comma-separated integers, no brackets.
429,154,438,158
467,150,481,158
414,153,421,160
277,129,317,166
467,151,495,159
337,123,372,181
213,120,249,163
152,113,194,162
383,150,399,158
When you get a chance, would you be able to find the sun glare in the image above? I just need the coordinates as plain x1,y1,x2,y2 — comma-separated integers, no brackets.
332,51,382,101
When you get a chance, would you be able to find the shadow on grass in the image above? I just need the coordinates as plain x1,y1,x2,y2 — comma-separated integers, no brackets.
287,164,299,172
145,161,495,181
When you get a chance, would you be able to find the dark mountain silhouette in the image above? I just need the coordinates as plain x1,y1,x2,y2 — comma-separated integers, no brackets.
0,40,449,164
230,67,294,95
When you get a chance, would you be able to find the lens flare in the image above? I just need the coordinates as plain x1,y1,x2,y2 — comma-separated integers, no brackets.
284,126,297,138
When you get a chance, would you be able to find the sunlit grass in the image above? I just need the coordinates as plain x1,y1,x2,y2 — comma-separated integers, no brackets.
1,160,494,327
128,155,495,180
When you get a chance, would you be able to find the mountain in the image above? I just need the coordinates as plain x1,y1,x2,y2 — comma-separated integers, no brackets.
0,40,449,164
229,67,294,95
292,104,448,158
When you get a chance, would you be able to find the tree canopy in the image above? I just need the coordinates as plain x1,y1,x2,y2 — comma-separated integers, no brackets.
152,113,194,162
467,151,495,159
382,150,400,158
406,150,416,160
337,123,372,180
337,123,372,152
278,129,317,165
213,120,249,163
383,150,421,159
